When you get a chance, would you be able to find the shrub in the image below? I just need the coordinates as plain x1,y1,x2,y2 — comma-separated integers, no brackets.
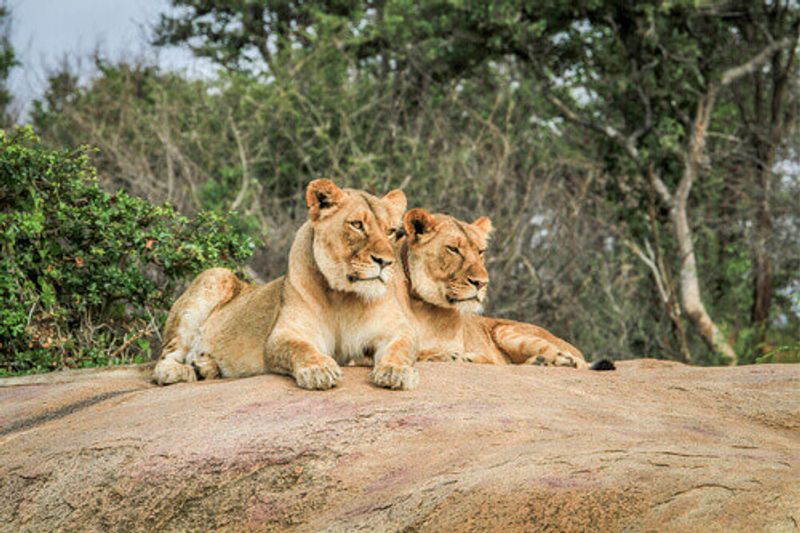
0,127,256,374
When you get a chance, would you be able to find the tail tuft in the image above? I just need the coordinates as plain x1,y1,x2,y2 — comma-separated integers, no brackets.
589,358,616,371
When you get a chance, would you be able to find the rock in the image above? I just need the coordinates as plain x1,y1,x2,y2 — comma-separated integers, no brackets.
0,360,798,532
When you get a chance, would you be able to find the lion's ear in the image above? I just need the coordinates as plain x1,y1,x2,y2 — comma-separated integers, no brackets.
306,179,344,220
472,216,493,239
404,208,438,241
382,189,407,227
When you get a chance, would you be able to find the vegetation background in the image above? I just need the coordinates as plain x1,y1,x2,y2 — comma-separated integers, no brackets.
1,0,798,373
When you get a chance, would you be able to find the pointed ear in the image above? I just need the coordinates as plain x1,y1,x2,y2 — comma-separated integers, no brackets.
382,189,407,227
472,216,493,239
404,208,438,241
306,179,344,221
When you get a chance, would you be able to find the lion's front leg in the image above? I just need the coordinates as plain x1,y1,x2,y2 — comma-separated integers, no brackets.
491,322,588,369
370,334,418,390
265,337,342,390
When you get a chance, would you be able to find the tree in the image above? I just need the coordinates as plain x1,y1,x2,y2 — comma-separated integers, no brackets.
728,4,799,344
153,1,368,73
0,2,18,126
358,0,799,363
546,3,797,364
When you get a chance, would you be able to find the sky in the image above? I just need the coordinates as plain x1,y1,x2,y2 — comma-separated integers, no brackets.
7,0,210,116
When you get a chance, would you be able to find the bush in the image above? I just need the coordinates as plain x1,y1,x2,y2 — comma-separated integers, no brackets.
0,127,256,374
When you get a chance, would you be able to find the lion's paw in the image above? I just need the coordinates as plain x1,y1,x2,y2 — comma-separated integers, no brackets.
417,350,467,363
370,362,419,390
191,354,221,380
524,354,554,367
153,359,197,386
459,352,484,363
524,352,585,368
553,352,581,368
294,357,342,390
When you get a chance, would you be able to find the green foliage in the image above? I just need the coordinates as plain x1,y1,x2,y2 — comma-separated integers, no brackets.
154,1,369,72
0,127,256,374
756,343,800,365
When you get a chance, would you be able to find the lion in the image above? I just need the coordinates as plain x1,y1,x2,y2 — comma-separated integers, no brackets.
153,179,420,390
400,208,613,370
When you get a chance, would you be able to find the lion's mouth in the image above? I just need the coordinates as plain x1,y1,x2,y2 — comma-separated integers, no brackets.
447,295,480,304
348,274,385,283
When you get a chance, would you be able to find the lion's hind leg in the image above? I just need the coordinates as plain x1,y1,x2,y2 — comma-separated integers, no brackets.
417,350,473,363
490,322,588,369
153,268,243,385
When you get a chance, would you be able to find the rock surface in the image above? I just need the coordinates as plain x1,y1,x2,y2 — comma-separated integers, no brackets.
0,360,798,532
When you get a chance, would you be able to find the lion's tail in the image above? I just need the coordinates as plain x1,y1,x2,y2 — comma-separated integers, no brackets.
588,358,616,371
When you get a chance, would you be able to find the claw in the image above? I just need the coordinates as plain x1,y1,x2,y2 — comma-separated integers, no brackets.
370,363,419,390
153,358,197,385
294,357,342,390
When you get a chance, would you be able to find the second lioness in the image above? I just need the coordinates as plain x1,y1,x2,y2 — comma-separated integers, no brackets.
153,179,419,390
400,208,607,369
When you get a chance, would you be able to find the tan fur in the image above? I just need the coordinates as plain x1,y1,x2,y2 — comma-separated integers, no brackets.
153,180,419,390
402,209,587,369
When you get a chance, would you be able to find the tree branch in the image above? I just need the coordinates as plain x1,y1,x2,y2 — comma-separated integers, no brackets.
648,165,673,206
545,94,641,161
622,237,671,306
720,34,798,87
230,117,250,211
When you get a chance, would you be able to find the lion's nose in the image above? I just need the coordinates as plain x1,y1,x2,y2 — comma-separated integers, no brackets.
371,255,393,268
468,277,487,290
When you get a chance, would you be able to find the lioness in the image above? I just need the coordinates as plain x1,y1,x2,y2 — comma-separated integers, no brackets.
401,208,612,369
153,179,419,390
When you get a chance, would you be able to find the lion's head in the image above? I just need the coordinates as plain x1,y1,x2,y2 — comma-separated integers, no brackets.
306,179,406,300
402,208,492,314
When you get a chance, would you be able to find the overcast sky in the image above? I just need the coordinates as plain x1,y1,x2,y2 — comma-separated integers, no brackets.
7,0,210,115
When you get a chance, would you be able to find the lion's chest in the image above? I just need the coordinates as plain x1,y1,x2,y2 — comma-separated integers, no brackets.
328,299,399,364
412,301,465,354
333,313,383,364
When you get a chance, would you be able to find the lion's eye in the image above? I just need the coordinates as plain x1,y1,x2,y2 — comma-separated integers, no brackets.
478,249,486,256
349,221,364,231
387,227,396,237
446,245,460,255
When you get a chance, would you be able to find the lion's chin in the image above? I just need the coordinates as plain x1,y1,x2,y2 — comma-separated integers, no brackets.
351,280,388,301
456,302,483,315
450,298,483,315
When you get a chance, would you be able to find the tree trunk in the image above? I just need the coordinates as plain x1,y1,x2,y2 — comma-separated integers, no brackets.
650,199,693,364
650,91,740,365
671,196,738,365
751,167,773,329
750,41,796,331
675,93,739,364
